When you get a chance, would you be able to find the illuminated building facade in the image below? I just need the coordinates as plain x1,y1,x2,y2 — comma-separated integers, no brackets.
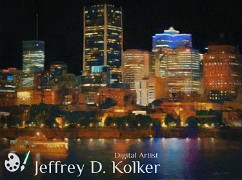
203,45,241,101
81,66,110,88
122,49,149,90
80,65,111,105
0,68,22,92
152,27,192,50
17,89,33,105
149,52,161,77
135,76,166,106
0,92,17,106
152,27,202,94
161,47,201,93
22,41,45,87
50,62,68,81
0,68,20,106
33,90,60,105
97,87,133,107
83,3,123,83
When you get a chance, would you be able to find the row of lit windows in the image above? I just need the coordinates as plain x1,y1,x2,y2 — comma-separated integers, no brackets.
209,82,227,85
205,74,225,76
205,62,225,65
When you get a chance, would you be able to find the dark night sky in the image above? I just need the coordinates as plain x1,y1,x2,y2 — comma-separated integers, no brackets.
0,0,242,75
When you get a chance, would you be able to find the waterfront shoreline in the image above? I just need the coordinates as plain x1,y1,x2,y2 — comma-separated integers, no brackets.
0,128,242,140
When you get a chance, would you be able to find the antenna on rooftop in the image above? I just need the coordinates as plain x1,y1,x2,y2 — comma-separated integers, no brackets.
34,0,39,40
36,13,38,40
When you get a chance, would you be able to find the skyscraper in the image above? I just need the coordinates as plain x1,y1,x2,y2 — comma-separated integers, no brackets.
203,45,241,101
122,49,149,90
161,47,201,93
152,27,202,94
22,40,45,87
83,3,123,83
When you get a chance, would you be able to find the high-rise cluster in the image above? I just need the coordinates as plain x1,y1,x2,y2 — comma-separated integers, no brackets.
0,2,241,108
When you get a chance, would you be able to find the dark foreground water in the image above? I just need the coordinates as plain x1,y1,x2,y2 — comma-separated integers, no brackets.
0,138,242,180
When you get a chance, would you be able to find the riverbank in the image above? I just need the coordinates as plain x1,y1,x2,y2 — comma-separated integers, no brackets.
0,128,242,140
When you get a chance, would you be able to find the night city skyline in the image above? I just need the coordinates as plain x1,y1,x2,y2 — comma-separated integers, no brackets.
1,2,242,179
0,0,242,75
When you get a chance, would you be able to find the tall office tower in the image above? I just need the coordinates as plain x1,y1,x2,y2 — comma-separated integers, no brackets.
152,27,192,50
152,27,202,94
83,3,123,83
203,45,241,101
122,49,149,90
22,40,45,87
161,47,201,94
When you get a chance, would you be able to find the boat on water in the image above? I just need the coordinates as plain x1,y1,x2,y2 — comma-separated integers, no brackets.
10,132,68,154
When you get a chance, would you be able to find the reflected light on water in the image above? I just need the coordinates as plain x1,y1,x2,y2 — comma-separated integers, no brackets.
0,138,242,179
161,138,167,147
99,138,105,145
34,153,41,164
149,138,154,144
211,137,215,143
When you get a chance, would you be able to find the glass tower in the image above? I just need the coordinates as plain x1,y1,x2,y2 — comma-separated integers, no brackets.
83,3,123,82
161,47,201,93
22,40,45,87
152,27,202,94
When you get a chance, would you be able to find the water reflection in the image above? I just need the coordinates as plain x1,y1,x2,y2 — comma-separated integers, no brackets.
0,138,241,179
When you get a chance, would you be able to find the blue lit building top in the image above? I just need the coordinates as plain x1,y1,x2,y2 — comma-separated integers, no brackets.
152,27,192,49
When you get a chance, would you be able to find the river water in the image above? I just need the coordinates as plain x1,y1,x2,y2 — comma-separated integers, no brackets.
0,138,242,180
